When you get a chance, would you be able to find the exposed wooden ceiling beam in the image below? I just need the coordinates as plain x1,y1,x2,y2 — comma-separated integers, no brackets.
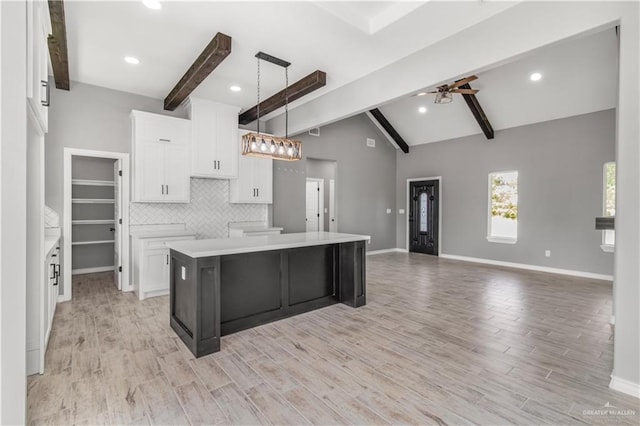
238,70,326,125
164,32,232,111
48,0,70,90
367,108,410,154
457,81,494,140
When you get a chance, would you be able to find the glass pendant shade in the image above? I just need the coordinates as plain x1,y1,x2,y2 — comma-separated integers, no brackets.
242,132,302,161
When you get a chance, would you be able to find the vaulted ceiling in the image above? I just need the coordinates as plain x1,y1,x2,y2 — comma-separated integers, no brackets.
63,1,618,146
63,1,517,119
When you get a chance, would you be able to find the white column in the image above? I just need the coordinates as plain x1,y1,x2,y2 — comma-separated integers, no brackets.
0,0,28,423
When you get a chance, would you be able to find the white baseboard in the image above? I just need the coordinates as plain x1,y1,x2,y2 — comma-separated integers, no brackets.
72,266,115,275
367,248,406,256
610,375,640,398
439,253,613,281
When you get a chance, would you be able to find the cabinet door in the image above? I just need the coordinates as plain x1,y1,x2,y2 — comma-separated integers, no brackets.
135,139,165,202
27,0,49,133
143,248,170,292
214,108,239,178
230,131,256,203
164,141,190,202
191,109,218,177
254,157,273,203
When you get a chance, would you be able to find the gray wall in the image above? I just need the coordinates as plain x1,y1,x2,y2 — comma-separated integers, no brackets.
396,109,615,275
45,81,186,213
306,158,337,231
273,114,397,251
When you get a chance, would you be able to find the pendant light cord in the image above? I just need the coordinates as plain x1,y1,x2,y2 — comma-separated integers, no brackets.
256,57,261,135
285,67,289,139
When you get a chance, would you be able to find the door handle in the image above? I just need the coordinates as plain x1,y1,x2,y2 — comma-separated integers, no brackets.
166,185,169,195
41,80,50,107
166,254,169,265
256,188,259,197
161,185,164,195
159,138,171,142
109,228,115,232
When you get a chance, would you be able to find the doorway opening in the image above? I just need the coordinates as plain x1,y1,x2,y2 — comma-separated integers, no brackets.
305,158,337,232
62,148,130,301
407,177,441,255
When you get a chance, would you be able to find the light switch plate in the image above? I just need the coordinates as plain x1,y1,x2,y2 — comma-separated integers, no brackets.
399,209,405,214
386,208,392,214
181,266,186,280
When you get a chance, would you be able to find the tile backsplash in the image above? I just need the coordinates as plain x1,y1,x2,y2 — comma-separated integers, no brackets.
129,178,267,239
44,205,60,228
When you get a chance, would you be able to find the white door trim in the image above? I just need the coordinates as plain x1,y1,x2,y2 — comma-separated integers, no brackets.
62,148,131,301
406,176,442,255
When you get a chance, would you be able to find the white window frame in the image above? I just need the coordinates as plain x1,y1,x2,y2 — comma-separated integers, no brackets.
601,161,615,253
487,170,518,244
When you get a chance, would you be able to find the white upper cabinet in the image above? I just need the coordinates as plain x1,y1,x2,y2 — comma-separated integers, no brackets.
230,130,273,204
27,0,51,134
186,97,241,179
131,111,191,203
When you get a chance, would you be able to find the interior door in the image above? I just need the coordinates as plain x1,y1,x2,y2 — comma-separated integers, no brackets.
113,160,122,290
409,180,439,255
329,179,337,232
306,180,320,232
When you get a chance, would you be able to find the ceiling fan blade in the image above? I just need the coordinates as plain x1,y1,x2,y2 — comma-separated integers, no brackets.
452,88,479,94
448,75,478,89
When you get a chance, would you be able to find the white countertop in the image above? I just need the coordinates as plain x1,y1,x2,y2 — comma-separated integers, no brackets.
166,232,370,258
131,230,197,239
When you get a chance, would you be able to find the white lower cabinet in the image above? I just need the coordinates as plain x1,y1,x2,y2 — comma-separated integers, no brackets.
27,237,60,375
230,130,273,204
132,234,196,300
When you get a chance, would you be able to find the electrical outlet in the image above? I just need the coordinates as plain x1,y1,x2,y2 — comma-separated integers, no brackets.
386,208,392,214
366,138,375,147
399,209,405,214
545,250,551,257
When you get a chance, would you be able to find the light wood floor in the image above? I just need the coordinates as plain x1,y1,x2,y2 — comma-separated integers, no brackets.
28,253,639,425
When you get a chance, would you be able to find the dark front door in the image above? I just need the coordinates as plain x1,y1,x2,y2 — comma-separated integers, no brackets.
409,180,439,255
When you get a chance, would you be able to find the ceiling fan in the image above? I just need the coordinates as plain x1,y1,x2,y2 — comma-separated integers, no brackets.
420,75,479,104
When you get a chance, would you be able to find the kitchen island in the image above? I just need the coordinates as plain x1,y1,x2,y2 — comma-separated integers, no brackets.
166,232,370,357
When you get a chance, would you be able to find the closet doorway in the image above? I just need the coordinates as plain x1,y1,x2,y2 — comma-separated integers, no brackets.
62,148,130,301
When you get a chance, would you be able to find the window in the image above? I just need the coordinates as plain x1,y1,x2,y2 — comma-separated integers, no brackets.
488,171,518,243
602,162,615,251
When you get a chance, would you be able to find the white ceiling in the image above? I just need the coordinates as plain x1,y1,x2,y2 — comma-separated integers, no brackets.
378,27,618,145
63,0,518,118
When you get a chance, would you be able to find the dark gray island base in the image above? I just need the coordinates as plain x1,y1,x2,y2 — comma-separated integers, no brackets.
167,233,368,358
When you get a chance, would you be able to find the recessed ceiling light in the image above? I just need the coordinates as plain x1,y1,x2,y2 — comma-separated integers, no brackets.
142,0,162,10
418,106,427,114
530,72,542,81
229,85,242,92
124,56,140,65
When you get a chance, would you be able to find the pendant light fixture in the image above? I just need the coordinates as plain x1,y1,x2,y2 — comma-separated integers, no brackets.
242,52,302,161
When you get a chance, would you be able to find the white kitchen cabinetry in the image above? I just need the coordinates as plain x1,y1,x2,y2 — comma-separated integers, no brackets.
27,232,60,375
186,97,240,179
131,110,191,203
132,233,196,300
230,130,273,204
27,0,51,134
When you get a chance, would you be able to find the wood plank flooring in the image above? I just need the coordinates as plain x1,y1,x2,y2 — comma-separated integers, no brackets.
27,253,640,425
